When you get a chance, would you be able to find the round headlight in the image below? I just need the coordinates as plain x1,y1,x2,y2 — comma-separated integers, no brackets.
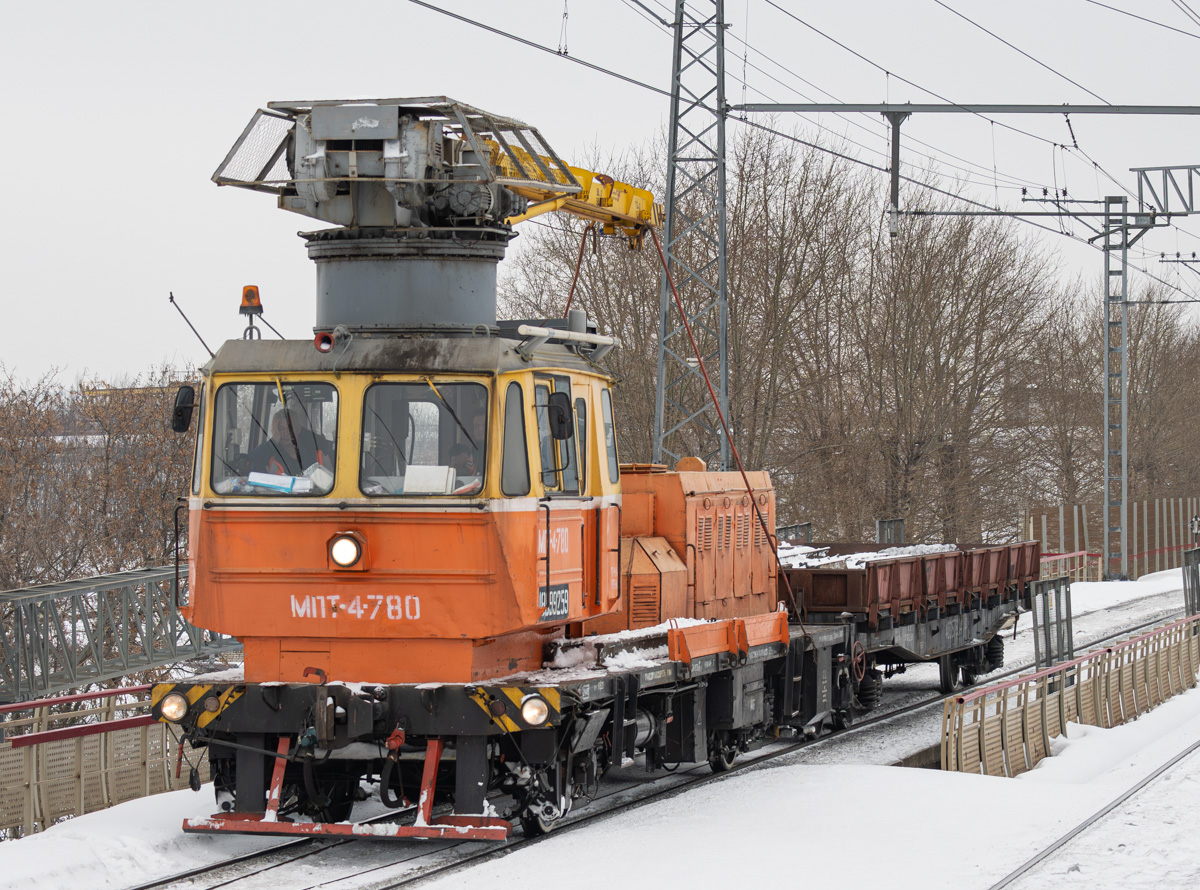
203,695,221,713
330,535,362,567
520,695,550,727
160,692,189,723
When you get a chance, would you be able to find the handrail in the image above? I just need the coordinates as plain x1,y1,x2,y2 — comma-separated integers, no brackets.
0,684,152,716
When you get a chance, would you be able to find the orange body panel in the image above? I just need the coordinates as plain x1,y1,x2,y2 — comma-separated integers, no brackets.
185,502,618,684
620,466,777,621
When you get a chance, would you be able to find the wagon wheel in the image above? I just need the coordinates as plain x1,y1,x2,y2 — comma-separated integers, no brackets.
851,641,867,684
938,654,964,695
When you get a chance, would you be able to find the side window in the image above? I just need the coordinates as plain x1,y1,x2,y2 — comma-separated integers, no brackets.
601,388,619,483
535,382,556,489
555,378,579,495
574,397,588,493
191,385,205,495
501,381,530,496
535,378,579,495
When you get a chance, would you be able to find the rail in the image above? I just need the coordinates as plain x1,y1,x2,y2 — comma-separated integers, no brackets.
0,565,241,703
942,614,1200,776
0,686,208,835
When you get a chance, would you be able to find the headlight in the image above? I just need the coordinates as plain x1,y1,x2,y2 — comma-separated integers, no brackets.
330,535,362,567
160,692,189,723
520,695,550,727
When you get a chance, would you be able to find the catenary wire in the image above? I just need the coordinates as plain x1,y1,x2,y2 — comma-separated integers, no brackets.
411,0,1199,297
934,1,1110,103
1083,0,1200,39
1172,0,1200,28
737,116,1198,301
405,0,671,99
758,0,1065,149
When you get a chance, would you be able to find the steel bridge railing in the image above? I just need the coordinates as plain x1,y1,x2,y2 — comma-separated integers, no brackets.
0,566,240,704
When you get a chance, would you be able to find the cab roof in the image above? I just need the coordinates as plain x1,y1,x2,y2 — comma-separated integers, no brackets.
204,333,608,378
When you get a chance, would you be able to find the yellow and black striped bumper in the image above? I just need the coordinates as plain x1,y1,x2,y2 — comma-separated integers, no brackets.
468,686,563,732
152,682,244,730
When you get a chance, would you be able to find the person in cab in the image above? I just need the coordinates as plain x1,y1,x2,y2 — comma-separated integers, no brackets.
249,405,334,478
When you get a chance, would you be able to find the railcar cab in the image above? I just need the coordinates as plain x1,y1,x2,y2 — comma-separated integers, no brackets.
177,335,622,684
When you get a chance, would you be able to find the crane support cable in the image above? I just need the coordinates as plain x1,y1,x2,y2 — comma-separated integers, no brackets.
563,222,595,317
648,227,807,628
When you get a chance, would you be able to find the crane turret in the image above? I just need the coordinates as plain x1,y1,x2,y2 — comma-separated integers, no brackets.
213,97,658,334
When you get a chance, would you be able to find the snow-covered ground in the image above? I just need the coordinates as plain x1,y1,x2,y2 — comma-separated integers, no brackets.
1,570,1195,890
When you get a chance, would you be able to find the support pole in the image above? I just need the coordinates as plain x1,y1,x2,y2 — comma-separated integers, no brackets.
885,111,910,237
653,0,730,469
1102,197,1130,579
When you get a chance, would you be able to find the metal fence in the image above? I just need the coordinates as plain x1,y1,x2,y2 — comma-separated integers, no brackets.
1184,547,1200,616
0,566,240,703
0,688,209,835
1030,577,1074,670
942,613,1200,776
1026,497,1200,580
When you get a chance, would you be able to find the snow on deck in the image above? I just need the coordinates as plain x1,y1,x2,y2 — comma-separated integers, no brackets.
778,541,958,569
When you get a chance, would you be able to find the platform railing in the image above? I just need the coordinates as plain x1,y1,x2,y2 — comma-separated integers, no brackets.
942,614,1200,776
1038,550,1100,583
0,686,208,836
0,565,240,704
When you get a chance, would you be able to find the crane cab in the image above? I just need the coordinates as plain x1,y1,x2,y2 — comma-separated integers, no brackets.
184,332,622,684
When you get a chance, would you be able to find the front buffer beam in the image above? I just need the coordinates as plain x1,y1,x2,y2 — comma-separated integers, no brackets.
181,737,512,841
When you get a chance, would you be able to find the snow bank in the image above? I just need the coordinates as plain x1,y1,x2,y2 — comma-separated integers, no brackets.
0,788,278,890
1068,567,1184,611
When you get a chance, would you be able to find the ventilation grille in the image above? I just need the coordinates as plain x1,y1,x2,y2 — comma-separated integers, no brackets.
630,583,660,627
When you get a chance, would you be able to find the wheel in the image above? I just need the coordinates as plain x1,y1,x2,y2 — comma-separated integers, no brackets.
519,809,558,838
986,635,1005,671
857,669,883,709
707,733,738,773
298,759,358,823
938,655,963,694
518,763,570,837
960,665,978,687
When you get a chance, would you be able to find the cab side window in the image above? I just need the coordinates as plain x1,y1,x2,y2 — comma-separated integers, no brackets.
191,385,205,495
574,396,588,493
501,381,530,496
601,388,619,483
535,376,579,495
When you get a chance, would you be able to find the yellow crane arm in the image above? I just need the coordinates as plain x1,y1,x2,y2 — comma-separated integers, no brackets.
481,138,662,247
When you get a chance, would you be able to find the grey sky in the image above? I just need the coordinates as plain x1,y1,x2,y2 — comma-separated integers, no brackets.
4,1,1199,383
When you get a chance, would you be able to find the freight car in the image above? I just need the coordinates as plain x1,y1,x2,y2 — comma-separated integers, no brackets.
152,97,1038,841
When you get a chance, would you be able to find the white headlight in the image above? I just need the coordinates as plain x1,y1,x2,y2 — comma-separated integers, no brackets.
520,695,550,726
160,692,189,722
330,535,361,567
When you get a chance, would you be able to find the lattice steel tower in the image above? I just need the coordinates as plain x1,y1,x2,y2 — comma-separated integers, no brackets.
1102,196,1130,579
653,0,730,470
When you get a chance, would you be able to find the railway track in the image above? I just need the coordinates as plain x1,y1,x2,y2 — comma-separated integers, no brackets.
129,606,1187,890
987,733,1200,889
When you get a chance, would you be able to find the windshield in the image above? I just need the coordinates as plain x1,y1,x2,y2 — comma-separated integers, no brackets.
210,382,338,496
360,381,488,496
